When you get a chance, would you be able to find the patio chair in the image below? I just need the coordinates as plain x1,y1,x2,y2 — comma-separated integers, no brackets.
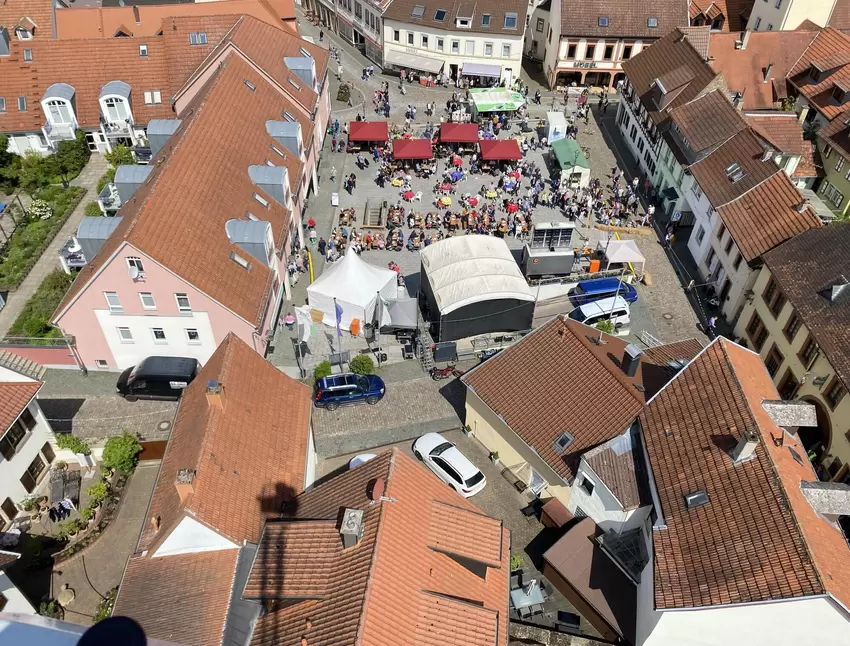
510,574,520,589
413,191,423,202
530,603,544,616
518,606,532,620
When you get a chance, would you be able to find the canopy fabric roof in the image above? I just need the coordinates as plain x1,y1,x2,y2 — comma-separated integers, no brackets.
383,49,444,74
468,88,526,112
348,121,389,142
379,297,418,329
599,239,646,275
461,63,501,78
551,138,590,170
420,236,534,315
307,247,398,329
479,139,523,161
546,111,568,128
440,123,479,143
392,138,433,160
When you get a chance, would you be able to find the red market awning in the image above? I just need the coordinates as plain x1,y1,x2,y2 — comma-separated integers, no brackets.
348,121,389,142
478,139,523,161
439,123,479,144
392,138,433,160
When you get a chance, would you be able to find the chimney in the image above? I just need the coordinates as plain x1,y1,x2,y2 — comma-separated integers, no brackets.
150,515,161,532
339,508,364,549
740,30,751,50
763,63,773,83
174,469,196,504
800,481,850,521
730,428,760,464
206,380,225,410
762,400,817,436
621,343,642,378
133,4,141,24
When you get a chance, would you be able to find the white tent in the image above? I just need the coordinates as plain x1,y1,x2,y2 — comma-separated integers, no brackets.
307,247,398,330
546,111,568,143
599,239,646,277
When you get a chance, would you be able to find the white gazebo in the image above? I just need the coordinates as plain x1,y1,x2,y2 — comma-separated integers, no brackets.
599,239,646,277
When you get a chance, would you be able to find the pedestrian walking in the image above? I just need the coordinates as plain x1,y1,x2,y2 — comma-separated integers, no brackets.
319,29,324,42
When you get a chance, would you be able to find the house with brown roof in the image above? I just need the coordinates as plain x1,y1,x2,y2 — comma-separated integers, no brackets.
816,113,850,216
632,336,850,645
540,0,689,91
689,0,754,32
461,315,702,522
112,333,314,645
50,53,313,371
733,223,850,485
0,364,58,529
787,27,850,127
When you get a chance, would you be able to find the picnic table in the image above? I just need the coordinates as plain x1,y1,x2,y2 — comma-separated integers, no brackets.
511,584,545,610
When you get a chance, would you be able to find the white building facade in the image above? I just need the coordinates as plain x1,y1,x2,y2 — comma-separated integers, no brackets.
746,0,837,32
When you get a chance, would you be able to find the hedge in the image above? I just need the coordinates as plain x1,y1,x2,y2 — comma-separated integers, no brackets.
7,269,74,338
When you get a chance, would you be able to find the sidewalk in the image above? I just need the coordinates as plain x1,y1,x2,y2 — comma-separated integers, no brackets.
0,155,108,337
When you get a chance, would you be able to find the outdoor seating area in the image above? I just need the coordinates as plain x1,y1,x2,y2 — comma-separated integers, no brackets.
509,568,582,632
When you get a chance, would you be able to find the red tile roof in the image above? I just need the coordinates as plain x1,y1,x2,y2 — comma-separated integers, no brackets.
463,317,702,481
0,379,41,435
818,109,850,158
113,549,240,646
792,140,820,178
249,449,510,646
560,0,688,39
53,0,294,40
689,0,753,31
787,28,850,120
642,338,826,609
669,90,747,154
745,112,805,155
582,431,647,511
0,0,57,39
137,333,311,553
715,171,822,262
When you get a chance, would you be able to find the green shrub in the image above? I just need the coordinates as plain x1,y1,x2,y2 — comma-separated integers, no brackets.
350,354,375,375
102,432,142,473
8,269,74,338
96,167,116,194
38,599,62,618
510,553,524,571
55,433,91,455
84,201,102,217
313,360,332,381
80,507,94,522
105,145,135,168
87,482,109,506
93,587,118,623
595,319,615,334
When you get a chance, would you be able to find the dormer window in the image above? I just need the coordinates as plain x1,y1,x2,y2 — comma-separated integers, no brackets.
139,44,148,57
457,18,471,28
434,8,447,21
832,84,847,103
504,12,518,29
598,17,609,27
481,13,491,26
810,64,822,82
15,27,32,41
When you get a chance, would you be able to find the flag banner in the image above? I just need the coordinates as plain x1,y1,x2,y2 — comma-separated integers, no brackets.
335,301,344,337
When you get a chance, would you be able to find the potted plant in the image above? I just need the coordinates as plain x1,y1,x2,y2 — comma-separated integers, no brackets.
88,482,109,508
509,553,524,573
489,451,500,466
54,460,67,471
20,496,40,513
80,507,95,525
462,424,472,437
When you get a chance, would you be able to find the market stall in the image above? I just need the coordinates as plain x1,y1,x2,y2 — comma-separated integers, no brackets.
348,121,389,151
478,138,523,165
468,88,526,121
545,112,568,143
439,123,479,154
392,138,434,160
383,49,445,80
598,239,646,277
551,138,590,189
460,63,503,88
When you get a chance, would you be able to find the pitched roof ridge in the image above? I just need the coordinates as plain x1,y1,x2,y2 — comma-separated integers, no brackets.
643,335,721,408
354,448,399,645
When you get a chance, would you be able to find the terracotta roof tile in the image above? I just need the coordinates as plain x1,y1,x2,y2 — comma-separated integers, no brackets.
249,449,510,646
829,0,850,30
792,140,820,178
745,112,805,155
669,90,747,154
715,171,822,262
688,129,778,207
463,317,702,480
582,429,648,510
138,333,311,552
762,223,850,391
642,338,825,610
428,501,504,568
53,0,294,40
819,110,850,157
708,31,816,110
0,380,41,435
0,0,56,39
383,0,528,38
113,550,240,646
0,550,21,570
787,28,850,121
560,0,688,39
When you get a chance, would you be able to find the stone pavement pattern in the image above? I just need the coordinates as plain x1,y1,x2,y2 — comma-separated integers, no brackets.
0,155,109,337
52,460,159,626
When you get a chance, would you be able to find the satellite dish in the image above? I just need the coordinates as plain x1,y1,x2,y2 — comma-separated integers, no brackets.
128,265,140,279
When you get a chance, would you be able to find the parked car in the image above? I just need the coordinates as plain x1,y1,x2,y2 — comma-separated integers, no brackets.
413,432,486,497
570,277,638,306
568,295,631,330
313,373,386,410
117,356,200,402
349,453,378,469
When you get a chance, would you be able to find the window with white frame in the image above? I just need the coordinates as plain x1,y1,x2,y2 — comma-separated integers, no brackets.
407,32,414,45
465,40,474,55
46,100,72,124
104,97,129,122
139,44,148,57
836,158,845,172
117,327,133,343
104,292,122,312
17,96,26,112
151,328,167,343
126,256,144,274
393,29,400,41
95,360,109,369
481,13,491,26
502,43,511,57
436,37,444,51
695,225,705,245
421,35,428,48
185,329,201,344
144,90,162,105
579,476,595,496
451,40,460,54
536,17,544,31
139,293,156,310
0,98,5,113
823,182,845,208
189,32,208,45
484,42,493,56
504,12,518,29
175,293,192,313
23,48,32,62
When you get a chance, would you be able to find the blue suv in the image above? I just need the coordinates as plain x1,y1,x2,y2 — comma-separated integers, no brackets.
571,277,638,306
313,373,386,410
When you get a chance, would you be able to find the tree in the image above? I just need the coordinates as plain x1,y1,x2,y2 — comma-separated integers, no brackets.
313,360,332,381
595,319,615,334
17,151,50,196
0,134,20,190
350,354,375,375
102,431,142,473
51,131,89,187
104,144,135,168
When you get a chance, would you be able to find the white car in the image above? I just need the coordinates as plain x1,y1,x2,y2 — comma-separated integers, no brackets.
413,433,486,497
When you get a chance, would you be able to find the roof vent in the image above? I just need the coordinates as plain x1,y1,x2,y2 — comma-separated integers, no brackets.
175,468,196,504
621,343,642,378
667,358,689,373
730,428,759,464
760,148,773,162
339,508,364,549
206,380,225,410
794,201,807,213
763,63,773,83
684,490,709,509
554,431,574,454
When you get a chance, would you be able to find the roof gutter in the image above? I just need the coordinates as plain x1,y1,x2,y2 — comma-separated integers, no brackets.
660,592,831,613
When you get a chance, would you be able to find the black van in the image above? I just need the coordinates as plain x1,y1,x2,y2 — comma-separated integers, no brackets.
116,356,201,402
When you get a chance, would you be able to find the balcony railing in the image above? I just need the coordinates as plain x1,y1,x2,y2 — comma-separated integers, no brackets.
101,118,133,136
98,182,122,213
43,121,77,142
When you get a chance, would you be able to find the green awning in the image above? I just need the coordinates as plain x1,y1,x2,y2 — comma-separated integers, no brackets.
551,138,589,170
469,88,526,112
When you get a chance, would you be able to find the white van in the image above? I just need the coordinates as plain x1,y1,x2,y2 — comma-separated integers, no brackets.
568,296,631,330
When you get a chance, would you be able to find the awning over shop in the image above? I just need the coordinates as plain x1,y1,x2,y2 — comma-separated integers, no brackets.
478,138,522,161
383,49,444,74
461,62,501,78
348,121,389,142
468,88,526,113
440,123,479,143
551,137,589,170
392,138,433,160
662,186,679,200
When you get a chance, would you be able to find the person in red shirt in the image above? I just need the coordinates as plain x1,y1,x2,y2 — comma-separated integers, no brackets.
307,217,316,229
